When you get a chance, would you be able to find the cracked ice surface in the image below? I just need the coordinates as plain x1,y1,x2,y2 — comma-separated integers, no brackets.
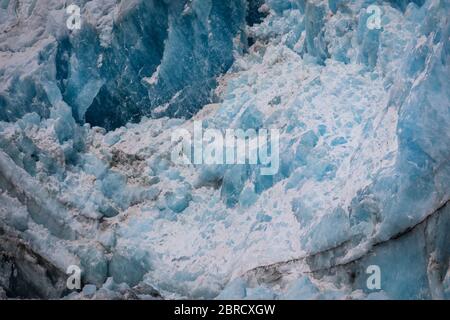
0,0,449,299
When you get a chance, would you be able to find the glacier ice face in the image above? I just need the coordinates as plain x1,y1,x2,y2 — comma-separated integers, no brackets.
0,0,247,130
0,0,449,300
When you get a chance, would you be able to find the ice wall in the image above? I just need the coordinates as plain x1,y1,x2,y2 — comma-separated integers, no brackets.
0,0,449,300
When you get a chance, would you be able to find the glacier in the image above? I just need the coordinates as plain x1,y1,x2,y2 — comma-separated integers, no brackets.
0,0,449,300
0,0,246,129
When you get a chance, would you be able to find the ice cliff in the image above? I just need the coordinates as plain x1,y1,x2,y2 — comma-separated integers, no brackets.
0,0,449,299
0,0,246,129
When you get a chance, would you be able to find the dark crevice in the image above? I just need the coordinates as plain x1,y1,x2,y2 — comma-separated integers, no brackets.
246,0,268,27
77,0,170,129
0,226,68,299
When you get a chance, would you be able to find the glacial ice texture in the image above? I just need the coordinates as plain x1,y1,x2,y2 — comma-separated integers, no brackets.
0,0,247,129
0,0,449,299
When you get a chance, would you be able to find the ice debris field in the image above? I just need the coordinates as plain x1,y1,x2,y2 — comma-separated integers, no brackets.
0,0,449,299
